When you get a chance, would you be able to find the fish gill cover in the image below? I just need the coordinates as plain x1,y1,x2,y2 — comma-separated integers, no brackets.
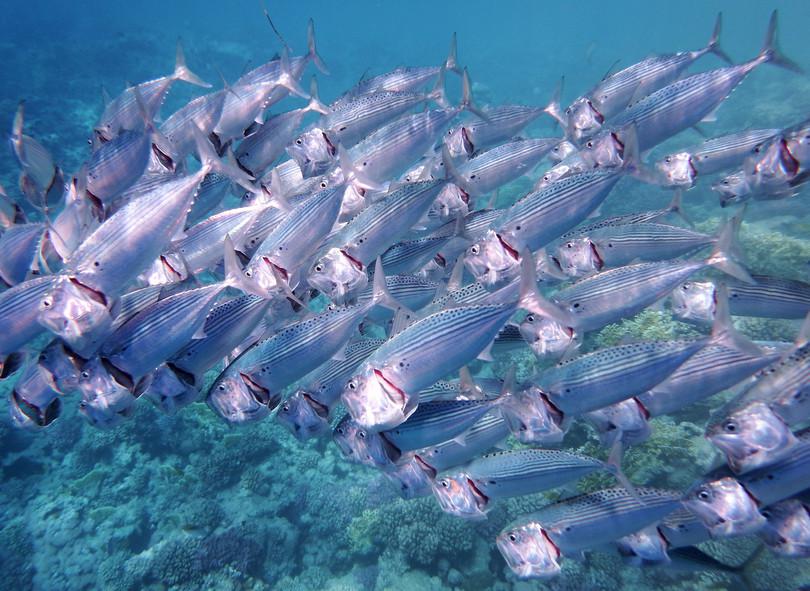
0,1,809,589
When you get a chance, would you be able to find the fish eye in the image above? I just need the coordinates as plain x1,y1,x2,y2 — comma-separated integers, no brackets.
281,403,290,412
665,157,671,163
314,264,324,273
586,141,594,149
358,430,366,439
81,371,90,379
42,299,51,307
697,488,712,501
565,108,571,115
526,314,535,322
336,426,344,435
469,245,480,255
296,138,303,145
441,480,449,488
218,384,226,391
508,533,517,542
320,180,328,188
723,420,737,433
348,381,357,390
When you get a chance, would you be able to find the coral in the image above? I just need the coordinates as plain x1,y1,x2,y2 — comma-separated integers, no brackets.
148,538,203,586
0,520,34,591
592,309,702,350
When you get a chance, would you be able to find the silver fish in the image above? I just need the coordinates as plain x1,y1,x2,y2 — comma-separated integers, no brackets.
499,384,566,444
0,276,58,375
759,499,810,557
415,413,509,473
8,363,62,429
0,223,45,286
445,104,546,160
497,487,681,579
560,13,729,143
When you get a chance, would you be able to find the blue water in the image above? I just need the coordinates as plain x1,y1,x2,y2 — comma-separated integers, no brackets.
1,1,810,589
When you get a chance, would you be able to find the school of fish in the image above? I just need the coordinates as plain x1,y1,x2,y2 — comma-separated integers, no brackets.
2,8,810,582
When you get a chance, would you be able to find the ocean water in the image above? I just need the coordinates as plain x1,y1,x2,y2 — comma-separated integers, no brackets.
1,1,810,590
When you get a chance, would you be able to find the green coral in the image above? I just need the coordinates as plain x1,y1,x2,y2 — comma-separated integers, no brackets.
593,309,702,349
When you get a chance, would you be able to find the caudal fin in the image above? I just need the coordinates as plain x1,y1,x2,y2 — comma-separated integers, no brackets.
307,19,330,75
543,77,567,130
305,76,330,115
517,249,576,327
459,67,490,121
174,40,211,88
370,257,402,312
706,210,753,283
709,284,762,356
666,190,694,227
444,32,462,75
194,125,256,193
278,47,309,99
606,439,643,504
757,10,803,73
706,13,733,65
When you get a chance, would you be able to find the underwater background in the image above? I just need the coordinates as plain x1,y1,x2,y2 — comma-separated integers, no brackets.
1,1,810,589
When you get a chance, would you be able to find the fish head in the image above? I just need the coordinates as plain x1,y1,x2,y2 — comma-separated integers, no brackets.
276,389,330,441
341,366,416,431
37,339,82,394
500,385,566,443
427,183,471,226
749,137,797,186
307,248,368,305
445,126,475,159
244,256,281,295
707,402,797,473
142,364,199,415
497,522,562,579
417,256,448,283
759,500,810,557
464,230,520,290
557,237,601,277
519,315,576,360
566,97,604,144
684,477,765,537
656,152,697,187
614,526,670,567
431,473,489,519
549,140,578,164
338,183,368,222
786,125,810,165
581,132,624,169
287,127,336,178
141,253,189,286
333,414,365,461
669,281,715,325
331,412,397,468
383,455,436,499
38,276,113,357
207,371,276,425
585,398,651,448
9,365,62,429
77,357,136,428
712,171,751,207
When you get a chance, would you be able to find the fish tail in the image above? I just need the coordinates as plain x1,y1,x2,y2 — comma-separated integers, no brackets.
444,32,462,75
517,249,575,327
459,67,489,121
371,257,405,313
278,47,309,99
337,143,388,192
706,209,753,283
666,190,694,227
305,75,330,115
193,125,256,193
706,13,733,65
307,18,330,75
605,439,643,505
543,77,567,130
427,65,450,109
757,10,803,73
709,284,763,356
173,39,211,88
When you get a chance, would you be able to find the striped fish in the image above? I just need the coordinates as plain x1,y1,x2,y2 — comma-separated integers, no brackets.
465,168,625,290
160,89,227,161
308,180,446,303
415,413,509,473
85,127,157,206
560,13,728,143
497,487,681,579
0,223,45,286
656,128,780,187
446,104,546,160
0,276,57,374
582,11,799,168
557,222,716,277
537,338,706,416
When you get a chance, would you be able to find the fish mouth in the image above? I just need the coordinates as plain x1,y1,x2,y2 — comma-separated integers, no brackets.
780,139,800,177
11,387,61,427
461,127,475,156
302,392,330,419
239,372,275,408
633,397,651,420
373,368,406,405
100,357,135,391
413,454,438,479
589,241,604,270
688,157,699,181
339,249,365,271
541,528,562,560
262,256,289,282
322,131,337,157
587,100,605,125
466,478,491,511
160,255,184,281
69,277,108,308
496,233,520,261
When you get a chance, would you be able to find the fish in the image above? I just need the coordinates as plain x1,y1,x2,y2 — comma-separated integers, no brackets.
0,275,58,377
444,104,546,160
341,254,546,431
557,13,730,143
499,384,566,444
581,11,800,168
307,180,447,303
414,412,510,473
9,102,63,209
0,222,46,286
655,128,780,188
433,447,636,519
497,487,681,579
8,363,62,429
671,275,810,324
